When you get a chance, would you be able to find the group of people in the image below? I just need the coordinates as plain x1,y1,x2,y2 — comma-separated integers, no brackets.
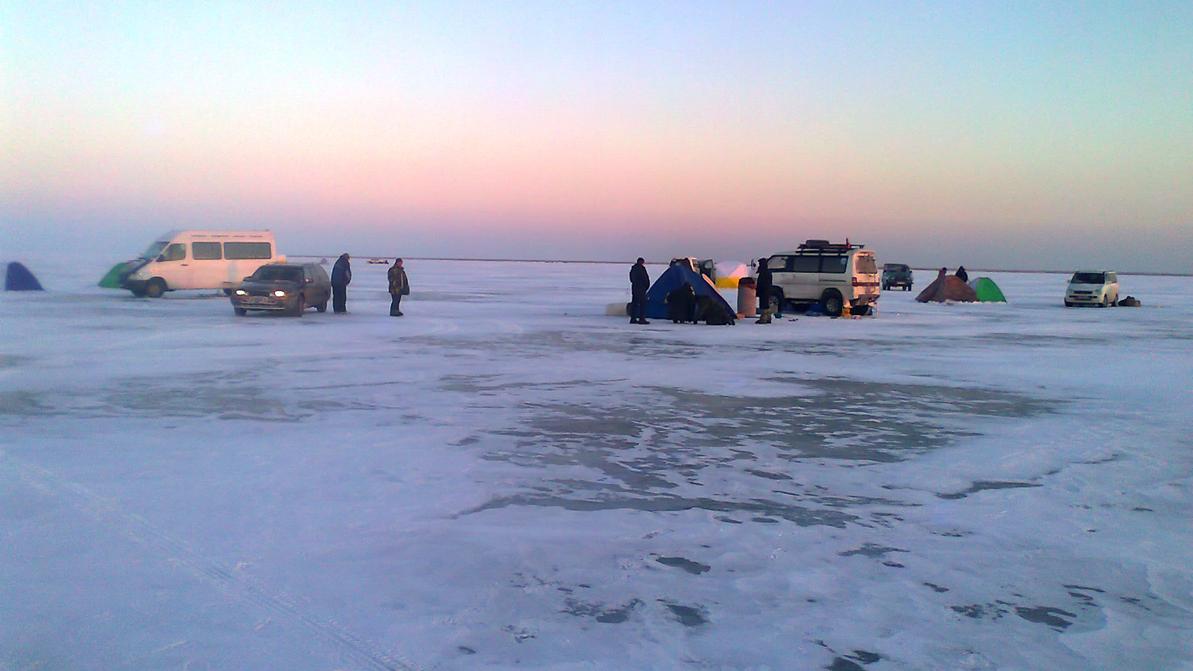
328,253,410,316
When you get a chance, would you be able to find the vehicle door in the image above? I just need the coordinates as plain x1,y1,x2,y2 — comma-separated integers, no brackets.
153,241,191,288
767,255,793,296
849,252,881,300
311,265,331,303
816,254,850,298
190,241,223,289
792,253,820,297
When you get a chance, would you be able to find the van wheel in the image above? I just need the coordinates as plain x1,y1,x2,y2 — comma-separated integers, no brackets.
821,291,844,317
316,300,327,313
145,278,166,298
1065,300,1073,307
130,288,147,298
234,308,247,316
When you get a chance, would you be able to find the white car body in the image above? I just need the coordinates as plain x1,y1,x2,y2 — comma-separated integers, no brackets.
1065,270,1119,307
122,230,283,297
765,240,881,316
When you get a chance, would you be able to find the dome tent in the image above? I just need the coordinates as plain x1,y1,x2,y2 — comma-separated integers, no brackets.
712,261,751,288
645,263,735,321
915,268,977,303
969,277,1007,302
5,262,44,291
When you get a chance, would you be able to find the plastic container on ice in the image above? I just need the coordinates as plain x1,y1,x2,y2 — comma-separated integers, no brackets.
736,277,757,318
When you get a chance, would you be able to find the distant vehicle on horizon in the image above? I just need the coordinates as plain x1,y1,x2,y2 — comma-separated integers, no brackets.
99,230,282,298
231,263,330,316
1065,270,1119,307
764,239,881,316
882,263,914,291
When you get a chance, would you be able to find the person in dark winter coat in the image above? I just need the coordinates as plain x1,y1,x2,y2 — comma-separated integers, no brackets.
666,283,697,323
331,253,352,313
388,258,409,316
955,266,969,282
755,257,773,324
629,257,650,324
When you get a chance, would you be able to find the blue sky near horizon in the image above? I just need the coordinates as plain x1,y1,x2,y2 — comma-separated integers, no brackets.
2,1,1191,272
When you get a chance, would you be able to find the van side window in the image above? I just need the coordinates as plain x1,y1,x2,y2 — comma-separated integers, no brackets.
821,256,848,274
160,243,186,261
224,242,272,260
192,242,222,260
792,256,819,273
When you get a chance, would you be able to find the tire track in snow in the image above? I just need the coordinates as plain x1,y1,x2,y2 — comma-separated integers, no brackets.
0,449,420,671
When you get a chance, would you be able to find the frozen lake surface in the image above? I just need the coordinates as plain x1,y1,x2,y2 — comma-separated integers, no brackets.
2,259,1191,670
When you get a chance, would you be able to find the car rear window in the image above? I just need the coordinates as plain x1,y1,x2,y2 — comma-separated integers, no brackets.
854,255,877,274
253,266,302,282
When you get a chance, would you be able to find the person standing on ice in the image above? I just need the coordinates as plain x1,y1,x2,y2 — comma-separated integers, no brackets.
755,257,773,324
331,253,352,313
388,258,409,316
954,265,969,282
629,257,650,324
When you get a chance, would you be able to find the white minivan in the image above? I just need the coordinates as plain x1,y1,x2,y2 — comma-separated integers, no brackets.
765,240,881,316
102,230,283,297
1065,270,1119,307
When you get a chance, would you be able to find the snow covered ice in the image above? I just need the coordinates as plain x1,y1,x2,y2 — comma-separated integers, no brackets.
2,259,1191,670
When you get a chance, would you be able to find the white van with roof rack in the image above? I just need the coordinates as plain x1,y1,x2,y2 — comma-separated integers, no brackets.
763,240,881,316
99,230,283,298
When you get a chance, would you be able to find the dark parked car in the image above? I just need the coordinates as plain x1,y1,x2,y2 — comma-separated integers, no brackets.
882,263,914,291
230,263,331,316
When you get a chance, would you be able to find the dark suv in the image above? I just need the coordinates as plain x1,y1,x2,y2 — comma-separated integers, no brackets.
882,263,913,291
231,263,331,316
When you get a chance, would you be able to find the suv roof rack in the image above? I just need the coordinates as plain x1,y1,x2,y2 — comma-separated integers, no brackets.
796,239,865,252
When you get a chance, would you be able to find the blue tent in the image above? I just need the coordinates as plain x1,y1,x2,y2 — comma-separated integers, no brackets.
645,263,734,320
5,262,44,291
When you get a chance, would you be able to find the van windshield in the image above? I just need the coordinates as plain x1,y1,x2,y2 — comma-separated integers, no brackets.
1071,272,1105,284
140,241,168,259
253,266,303,282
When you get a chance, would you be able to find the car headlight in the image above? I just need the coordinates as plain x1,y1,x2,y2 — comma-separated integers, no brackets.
273,290,286,297
235,289,247,296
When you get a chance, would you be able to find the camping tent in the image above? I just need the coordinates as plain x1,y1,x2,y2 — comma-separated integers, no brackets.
5,262,44,291
645,263,735,320
713,261,751,288
916,269,977,303
969,277,1007,302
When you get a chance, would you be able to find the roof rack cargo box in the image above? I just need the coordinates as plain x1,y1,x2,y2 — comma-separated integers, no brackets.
796,240,865,252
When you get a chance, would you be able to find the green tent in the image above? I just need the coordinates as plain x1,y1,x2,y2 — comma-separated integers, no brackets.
98,261,134,289
970,277,1007,302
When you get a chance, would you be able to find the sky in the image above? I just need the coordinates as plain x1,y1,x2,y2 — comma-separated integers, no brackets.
2,1,1191,273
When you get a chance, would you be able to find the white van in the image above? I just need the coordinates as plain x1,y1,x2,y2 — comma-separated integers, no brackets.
764,240,881,316
111,230,283,297
1065,270,1119,307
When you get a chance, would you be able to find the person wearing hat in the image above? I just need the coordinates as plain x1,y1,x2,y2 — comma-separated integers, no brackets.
629,257,650,324
755,257,773,324
330,253,352,313
388,258,410,316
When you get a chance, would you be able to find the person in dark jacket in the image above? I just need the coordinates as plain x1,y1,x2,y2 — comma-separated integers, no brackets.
388,258,409,316
666,283,697,324
755,257,773,324
955,265,969,282
331,253,352,313
629,257,650,324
